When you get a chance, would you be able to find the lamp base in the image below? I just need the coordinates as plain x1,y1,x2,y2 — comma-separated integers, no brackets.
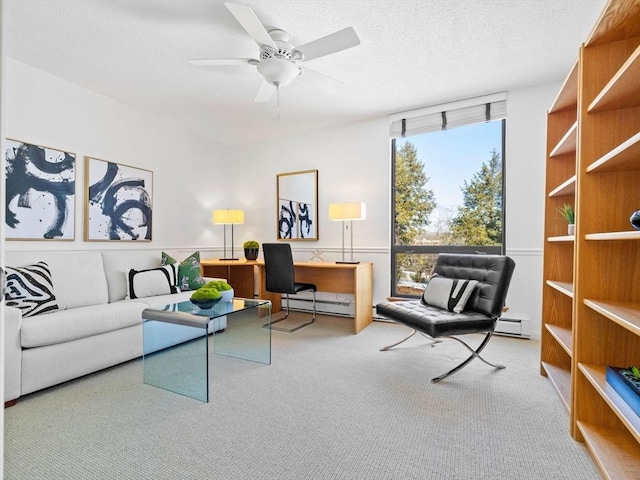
336,260,360,264
220,257,239,261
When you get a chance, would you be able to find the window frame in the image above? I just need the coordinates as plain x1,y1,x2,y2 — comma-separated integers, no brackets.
390,119,507,298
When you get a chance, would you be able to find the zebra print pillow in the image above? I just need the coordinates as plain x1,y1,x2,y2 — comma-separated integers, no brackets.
4,262,59,317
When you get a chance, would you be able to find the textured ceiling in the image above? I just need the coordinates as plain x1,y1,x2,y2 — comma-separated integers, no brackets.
4,0,606,146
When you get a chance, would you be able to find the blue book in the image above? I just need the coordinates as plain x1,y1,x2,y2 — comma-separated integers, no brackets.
606,366,640,417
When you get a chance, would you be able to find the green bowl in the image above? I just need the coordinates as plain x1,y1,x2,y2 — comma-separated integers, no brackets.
190,297,221,309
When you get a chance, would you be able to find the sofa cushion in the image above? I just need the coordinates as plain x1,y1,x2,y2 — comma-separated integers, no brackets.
5,252,109,309
117,290,194,308
56,253,110,309
422,274,478,313
20,302,145,348
4,262,59,317
161,251,205,291
126,265,179,299
101,250,164,303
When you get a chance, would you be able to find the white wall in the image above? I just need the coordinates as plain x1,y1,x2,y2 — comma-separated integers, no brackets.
4,58,232,253
505,82,560,337
3,57,560,337
228,116,392,307
228,84,561,338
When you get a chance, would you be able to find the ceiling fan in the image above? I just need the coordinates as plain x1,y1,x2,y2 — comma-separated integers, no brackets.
189,2,360,107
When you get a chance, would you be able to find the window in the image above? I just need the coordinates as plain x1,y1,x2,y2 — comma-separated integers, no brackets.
390,95,506,297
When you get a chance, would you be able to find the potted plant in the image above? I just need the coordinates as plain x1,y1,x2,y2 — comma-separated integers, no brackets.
190,285,222,309
243,240,260,261
557,203,575,235
204,280,234,302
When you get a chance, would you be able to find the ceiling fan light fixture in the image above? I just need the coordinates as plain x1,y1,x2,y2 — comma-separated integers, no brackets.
257,57,300,87
192,3,361,117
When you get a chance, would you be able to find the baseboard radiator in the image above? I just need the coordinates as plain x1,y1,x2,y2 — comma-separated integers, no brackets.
280,293,355,317
494,317,530,338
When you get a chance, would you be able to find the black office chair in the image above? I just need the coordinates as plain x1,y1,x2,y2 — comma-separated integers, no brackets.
376,253,515,382
262,243,317,332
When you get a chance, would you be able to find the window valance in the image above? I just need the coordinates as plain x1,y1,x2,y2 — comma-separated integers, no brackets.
389,92,507,138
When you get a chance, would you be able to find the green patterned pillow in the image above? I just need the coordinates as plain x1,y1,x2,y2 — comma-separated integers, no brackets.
161,251,205,291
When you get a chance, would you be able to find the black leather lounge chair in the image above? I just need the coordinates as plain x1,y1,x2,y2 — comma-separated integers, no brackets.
376,253,515,382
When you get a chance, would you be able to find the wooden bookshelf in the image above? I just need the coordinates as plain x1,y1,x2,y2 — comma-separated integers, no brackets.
548,175,576,197
550,122,578,157
541,1,640,477
542,361,572,412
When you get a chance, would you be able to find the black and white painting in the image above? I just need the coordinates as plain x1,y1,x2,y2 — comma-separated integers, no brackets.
276,170,318,241
297,202,315,238
278,199,298,239
5,139,76,240
85,157,153,241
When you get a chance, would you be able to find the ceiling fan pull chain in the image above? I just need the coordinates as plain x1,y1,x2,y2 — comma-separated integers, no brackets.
276,84,281,120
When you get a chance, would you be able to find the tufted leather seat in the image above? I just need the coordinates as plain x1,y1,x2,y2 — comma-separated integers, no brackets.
376,301,495,337
376,253,515,382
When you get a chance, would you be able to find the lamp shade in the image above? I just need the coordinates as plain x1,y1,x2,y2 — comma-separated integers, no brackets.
212,209,245,225
328,202,366,221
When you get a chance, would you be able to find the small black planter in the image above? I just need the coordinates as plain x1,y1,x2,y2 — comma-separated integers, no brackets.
244,247,259,261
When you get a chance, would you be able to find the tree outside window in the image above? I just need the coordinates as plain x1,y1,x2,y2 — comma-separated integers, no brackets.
392,120,504,296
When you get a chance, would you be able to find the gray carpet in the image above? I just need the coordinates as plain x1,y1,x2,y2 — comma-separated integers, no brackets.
4,314,600,479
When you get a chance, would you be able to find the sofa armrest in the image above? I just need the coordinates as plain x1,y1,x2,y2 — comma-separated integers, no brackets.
3,305,22,403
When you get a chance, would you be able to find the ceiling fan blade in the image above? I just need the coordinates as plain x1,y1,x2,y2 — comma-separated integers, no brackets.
254,79,274,102
225,2,277,49
298,66,342,94
189,58,257,66
296,27,360,62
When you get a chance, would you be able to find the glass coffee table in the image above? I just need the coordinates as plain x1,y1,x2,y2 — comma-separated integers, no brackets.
142,298,271,402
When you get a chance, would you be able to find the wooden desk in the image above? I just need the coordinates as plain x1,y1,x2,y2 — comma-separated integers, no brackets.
201,259,373,334
200,259,258,300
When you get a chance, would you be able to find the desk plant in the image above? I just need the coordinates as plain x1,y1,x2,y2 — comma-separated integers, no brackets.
557,203,574,235
243,240,260,261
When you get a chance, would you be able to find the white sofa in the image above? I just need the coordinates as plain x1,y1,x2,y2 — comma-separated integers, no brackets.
3,249,225,405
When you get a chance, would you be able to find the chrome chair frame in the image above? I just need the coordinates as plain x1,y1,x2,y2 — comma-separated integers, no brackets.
376,253,515,383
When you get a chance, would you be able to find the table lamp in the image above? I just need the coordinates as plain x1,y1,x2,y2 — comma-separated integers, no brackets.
328,202,366,264
212,209,244,260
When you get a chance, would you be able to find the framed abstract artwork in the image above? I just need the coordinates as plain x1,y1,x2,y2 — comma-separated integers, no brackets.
5,139,76,240
276,169,318,241
85,156,153,241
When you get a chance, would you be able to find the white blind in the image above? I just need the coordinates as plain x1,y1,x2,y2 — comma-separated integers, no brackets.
389,92,507,139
